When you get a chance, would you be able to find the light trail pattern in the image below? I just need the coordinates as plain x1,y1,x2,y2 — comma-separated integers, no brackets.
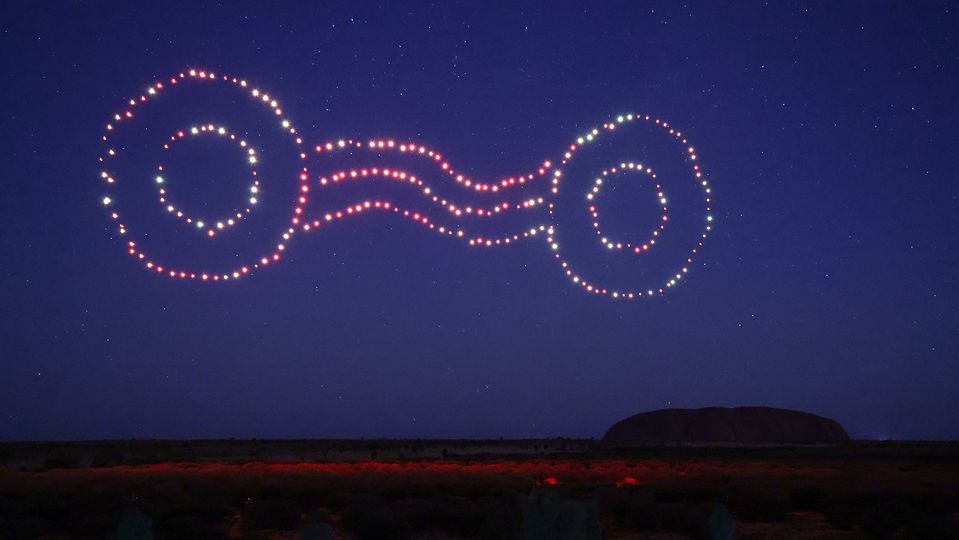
157,124,260,238
586,162,669,255
98,69,715,299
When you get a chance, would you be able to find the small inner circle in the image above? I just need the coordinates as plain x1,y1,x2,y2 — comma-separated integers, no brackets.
156,124,260,238
585,162,668,255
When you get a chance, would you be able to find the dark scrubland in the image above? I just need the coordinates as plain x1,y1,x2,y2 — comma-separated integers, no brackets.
0,439,957,539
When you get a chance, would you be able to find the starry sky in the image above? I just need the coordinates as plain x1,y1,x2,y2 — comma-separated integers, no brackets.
1,2,957,441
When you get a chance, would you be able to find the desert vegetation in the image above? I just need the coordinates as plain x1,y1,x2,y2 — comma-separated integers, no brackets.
0,440,957,539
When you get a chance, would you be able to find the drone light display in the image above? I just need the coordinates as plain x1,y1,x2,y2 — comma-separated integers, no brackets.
157,124,260,237
99,69,714,300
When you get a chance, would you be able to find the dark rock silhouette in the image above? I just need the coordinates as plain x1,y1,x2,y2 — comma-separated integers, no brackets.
603,407,848,445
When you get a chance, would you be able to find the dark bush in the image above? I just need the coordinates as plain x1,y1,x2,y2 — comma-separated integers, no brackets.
788,485,821,510
389,499,485,537
431,499,487,537
858,498,919,538
915,489,956,515
906,513,959,540
126,448,160,465
629,502,659,530
598,488,657,529
386,498,435,534
115,509,153,540
153,488,233,527
42,452,79,470
657,502,710,539
822,498,858,530
520,492,601,540
298,521,334,540
244,498,302,530
91,446,126,468
654,485,721,505
156,514,221,539
615,489,658,530
478,498,522,540
728,486,790,522
821,489,901,531
0,517,51,539
340,499,408,540
63,508,119,535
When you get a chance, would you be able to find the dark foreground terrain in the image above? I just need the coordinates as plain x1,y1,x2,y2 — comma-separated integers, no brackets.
1,440,957,539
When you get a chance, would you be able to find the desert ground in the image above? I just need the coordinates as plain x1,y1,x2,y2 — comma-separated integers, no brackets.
1,440,957,539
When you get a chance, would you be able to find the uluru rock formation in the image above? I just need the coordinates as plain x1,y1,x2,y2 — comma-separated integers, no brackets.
603,407,848,445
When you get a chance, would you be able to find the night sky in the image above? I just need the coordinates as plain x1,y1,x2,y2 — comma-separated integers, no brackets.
1,2,957,441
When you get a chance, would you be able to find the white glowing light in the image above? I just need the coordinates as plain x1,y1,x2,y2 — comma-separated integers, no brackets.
154,125,261,237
